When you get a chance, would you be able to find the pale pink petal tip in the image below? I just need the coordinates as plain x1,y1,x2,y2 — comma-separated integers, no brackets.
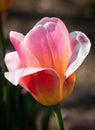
4,51,21,71
66,31,91,78
9,31,24,49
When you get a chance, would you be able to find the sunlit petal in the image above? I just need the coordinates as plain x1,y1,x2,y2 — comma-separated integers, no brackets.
66,31,91,78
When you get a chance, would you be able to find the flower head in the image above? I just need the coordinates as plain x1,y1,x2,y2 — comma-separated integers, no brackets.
4,17,91,106
0,0,13,12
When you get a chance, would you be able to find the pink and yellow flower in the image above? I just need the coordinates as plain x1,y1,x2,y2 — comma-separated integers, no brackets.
4,17,91,106
0,0,13,12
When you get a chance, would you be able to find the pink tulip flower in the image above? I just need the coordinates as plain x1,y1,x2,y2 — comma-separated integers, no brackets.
4,17,91,106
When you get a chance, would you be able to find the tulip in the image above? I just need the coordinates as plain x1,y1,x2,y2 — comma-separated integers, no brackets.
4,17,91,106
0,0,13,12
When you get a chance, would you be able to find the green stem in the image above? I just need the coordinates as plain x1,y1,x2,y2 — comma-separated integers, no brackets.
0,13,8,105
0,12,10,129
53,104,64,130
0,12,6,72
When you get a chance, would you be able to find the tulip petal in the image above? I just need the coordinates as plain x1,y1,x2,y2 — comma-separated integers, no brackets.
9,31,24,50
35,17,52,26
44,21,73,75
5,67,60,105
36,17,68,33
63,73,76,101
65,31,91,78
24,19,73,76
4,67,45,85
9,31,40,67
24,25,53,67
5,51,22,71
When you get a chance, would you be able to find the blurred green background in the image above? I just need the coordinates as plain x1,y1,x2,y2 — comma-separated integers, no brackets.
0,0,95,130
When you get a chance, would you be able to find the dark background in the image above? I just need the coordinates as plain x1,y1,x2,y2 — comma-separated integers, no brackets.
1,0,95,129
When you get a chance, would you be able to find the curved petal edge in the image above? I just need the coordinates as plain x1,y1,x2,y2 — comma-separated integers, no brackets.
66,31,91,78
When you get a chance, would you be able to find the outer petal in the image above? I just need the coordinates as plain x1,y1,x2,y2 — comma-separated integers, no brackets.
5,68,60,106
4,67,45,85
35,17,53,26
24,19,73,76
63,73,76,101
44,21,73,76
9,31,24,51
35,17,68,34
24,25,53,68
5,51,22,71
65,31,91,78
9,31,40,67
